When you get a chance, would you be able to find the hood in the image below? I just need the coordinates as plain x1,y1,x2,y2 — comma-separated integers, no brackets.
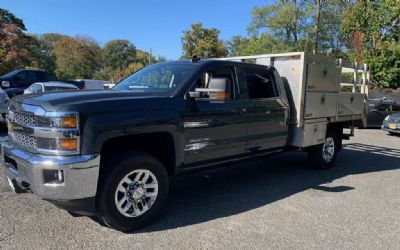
389,112,400,120
13,90,163,112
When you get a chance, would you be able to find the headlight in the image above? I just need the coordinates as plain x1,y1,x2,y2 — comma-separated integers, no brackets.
36,113,79,128
7,105,80,156
384,116,390,121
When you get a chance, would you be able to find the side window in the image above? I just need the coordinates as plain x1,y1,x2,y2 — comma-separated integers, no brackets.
31,84,42,93
392,104,400,112
242,67,277,99
36,72,45,81
15,72,26,80
25,71,37,80
376,104,390,111
194,66,236,99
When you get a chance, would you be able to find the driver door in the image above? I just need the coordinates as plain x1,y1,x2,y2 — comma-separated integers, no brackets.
182,65,247,167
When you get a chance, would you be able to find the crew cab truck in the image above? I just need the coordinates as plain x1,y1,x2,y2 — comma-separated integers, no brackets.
1,52,369,232
0,69,50,98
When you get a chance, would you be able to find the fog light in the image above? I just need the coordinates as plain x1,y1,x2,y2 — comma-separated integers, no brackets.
59,139,77,150
43,169,64,185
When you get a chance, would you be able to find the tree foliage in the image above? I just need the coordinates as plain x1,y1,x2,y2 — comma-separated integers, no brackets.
102,39,136,70
181,23,227,59
311,0,350,56
341,0,400,88
53,36,101,80
248,0,313,46
227,0,400,88
0,8,25,30
0,8,42,74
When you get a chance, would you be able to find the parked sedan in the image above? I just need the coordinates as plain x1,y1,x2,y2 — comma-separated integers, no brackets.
367,101,400,128
382,113,400,135
24,82,78,94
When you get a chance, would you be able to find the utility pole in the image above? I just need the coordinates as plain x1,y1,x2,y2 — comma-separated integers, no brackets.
313,0,321,54
148,49,152,65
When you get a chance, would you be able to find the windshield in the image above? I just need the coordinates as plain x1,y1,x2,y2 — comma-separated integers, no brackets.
114,63,197,95
1,69,22,78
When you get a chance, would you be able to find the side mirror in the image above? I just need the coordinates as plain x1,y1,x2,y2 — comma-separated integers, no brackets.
1,81,10,88
189,78,231,103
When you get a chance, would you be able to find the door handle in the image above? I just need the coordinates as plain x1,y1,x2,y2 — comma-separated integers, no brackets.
242,108,247,113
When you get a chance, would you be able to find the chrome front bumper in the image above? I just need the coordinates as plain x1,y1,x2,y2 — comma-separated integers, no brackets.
1,139,100,200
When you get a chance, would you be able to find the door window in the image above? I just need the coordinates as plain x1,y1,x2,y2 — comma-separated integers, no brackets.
15,72,26,80
194,66,236,99
392,104,400,112
241,67,277,99
36,72,46,81
31,84,43,93
375,104,390,111
25,71,37,80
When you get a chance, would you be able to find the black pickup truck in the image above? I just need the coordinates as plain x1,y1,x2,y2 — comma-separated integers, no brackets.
0,69,49,98
2,59,346,231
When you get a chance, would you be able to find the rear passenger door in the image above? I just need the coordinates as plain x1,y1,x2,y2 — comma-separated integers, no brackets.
238,66,288,154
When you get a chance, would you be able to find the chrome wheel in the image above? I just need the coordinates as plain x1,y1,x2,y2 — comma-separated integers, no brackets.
322,137,335,163
114,169,158,218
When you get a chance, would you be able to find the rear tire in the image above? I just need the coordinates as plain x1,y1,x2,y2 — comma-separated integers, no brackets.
308,130,338,169
97,152,169,232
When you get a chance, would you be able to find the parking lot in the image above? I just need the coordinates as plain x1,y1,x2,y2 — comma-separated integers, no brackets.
0,129,399,249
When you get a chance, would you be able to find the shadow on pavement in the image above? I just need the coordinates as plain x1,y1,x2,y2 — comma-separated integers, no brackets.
136,143,400,233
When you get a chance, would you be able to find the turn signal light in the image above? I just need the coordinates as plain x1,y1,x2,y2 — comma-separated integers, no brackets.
212,92,230,100
59,139,77,150
61,117,77,128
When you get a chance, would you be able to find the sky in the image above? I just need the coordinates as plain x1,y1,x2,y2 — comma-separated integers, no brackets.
1,0,272,59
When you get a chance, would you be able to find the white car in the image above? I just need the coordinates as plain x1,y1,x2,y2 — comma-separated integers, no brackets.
24,82,79,94
76,79,112,90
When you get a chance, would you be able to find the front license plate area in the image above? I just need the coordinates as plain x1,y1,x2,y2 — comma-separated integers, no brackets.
388,123,396,129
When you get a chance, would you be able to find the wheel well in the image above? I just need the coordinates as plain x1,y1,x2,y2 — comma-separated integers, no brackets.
100,132,176,176
327,123,344,151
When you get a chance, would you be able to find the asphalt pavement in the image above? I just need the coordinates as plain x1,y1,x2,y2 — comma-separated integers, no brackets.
0,129,399,249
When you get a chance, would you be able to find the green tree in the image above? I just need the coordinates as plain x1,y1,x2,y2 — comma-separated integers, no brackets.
136,49,159,66
102,39,136,70
248,0,313,49
53,36,101,80
310,0,350,56
181,23,227,59
341,0,400,88
227,34,287,56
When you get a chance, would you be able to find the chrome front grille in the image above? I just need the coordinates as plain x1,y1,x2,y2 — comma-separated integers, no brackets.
9,132,37,150
13,112,36,127
7,103,80,155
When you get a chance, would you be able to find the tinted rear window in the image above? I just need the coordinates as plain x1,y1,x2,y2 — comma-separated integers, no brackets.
241,67,277,99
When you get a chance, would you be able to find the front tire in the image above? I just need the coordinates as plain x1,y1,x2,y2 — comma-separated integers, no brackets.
308,131,338,169
97,152,169,232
